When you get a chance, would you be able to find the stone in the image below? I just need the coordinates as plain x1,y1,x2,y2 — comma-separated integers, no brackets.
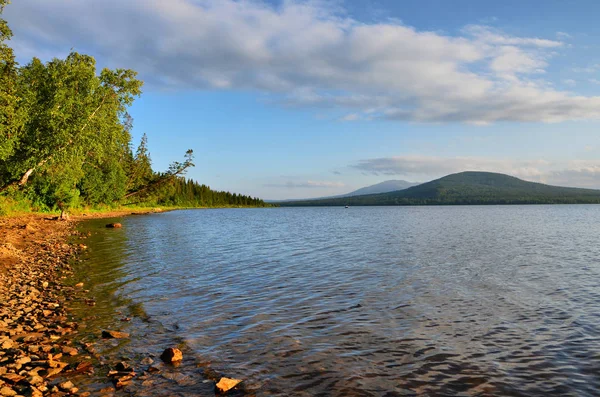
160,348,182,364
215,377,242,394
115,362,131,371
61,346,78,356
15,356,31,365
74,283,84,288
1,374,24,384
18,333,44,343
58,381,74,391
27,375,44,386
74,361,93,373
1,340,14,350
105,223,122,228
0,386,16,397
101,330,129,339
140,357,153,365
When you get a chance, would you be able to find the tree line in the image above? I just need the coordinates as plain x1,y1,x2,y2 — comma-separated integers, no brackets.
0,1,268,215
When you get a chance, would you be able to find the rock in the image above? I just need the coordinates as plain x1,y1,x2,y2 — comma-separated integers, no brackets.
41,282,49,289
101,330,129,339
115,362,131,371
15,356,31,365
19,333,44,343
1,373,24,384
27,375,44,386
215,377,242,394
61,346,78,356
0,386,16,397
140,357,153,365
73,361,93,373
58,381,74,391
160,347,183,364
105,223,122,228
1,340,14,349
74,282,84,288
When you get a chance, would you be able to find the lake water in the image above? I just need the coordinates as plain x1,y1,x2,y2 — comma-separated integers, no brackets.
75,206,600,396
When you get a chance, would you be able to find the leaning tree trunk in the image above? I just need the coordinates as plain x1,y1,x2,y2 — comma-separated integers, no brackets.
57,202,69,221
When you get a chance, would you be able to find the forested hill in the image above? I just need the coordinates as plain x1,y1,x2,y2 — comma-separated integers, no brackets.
0,2,268,215
279,171,600,206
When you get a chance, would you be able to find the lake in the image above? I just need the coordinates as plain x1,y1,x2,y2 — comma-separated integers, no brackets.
74,206,600,396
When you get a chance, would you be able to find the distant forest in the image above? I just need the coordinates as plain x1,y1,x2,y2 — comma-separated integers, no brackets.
0,1,267,215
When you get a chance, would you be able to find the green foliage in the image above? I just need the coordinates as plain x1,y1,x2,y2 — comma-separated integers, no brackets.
282,171,600,206
0,2,270,214
126,133,153,193
142,177,269,208
0,0,23,162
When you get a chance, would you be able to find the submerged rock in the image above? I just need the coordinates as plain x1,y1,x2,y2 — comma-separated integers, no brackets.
160,347,183,364
101,330,129,339
105,223,122,228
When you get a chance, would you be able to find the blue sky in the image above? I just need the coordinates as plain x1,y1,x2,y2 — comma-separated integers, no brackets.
4,0,600,199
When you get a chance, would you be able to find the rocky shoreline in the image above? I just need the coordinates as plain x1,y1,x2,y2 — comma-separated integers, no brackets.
0,216,87,396
0,213,245,397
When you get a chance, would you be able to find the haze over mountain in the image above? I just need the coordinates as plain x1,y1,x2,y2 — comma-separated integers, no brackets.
342,180,418,197
270,179,417,202
280,172,600,206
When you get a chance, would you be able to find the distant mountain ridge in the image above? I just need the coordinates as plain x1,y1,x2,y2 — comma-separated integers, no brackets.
269,179,416,202
342,180,418,197
279,171,600,206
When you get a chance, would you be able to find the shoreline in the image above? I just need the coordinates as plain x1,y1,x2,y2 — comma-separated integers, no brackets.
0,210,247,396
0,215,88,396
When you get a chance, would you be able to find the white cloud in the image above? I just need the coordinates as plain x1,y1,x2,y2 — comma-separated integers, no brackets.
573,64,600,73
563,79,576,87
556,31,572,40
590,79,600,85
352,155,600,188
5,0,600,124
340,113,359,122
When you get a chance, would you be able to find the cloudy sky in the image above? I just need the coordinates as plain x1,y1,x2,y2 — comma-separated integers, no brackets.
5,0,600,199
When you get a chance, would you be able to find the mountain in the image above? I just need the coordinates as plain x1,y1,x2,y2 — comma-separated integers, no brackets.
342,180,418,197
279,171,600,206
268,179,416,202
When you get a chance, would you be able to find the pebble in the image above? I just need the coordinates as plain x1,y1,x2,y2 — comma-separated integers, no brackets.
215,377,242,394
101,330,129,339
0,218,86,396
160,347,183,364
0,386,17,396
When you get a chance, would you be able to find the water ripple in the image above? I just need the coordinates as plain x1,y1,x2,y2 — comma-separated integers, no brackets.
80,206,600,396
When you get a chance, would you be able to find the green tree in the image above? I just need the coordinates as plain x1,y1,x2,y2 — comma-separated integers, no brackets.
0,0,22,161
127,133,153,192
0,52,142,215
